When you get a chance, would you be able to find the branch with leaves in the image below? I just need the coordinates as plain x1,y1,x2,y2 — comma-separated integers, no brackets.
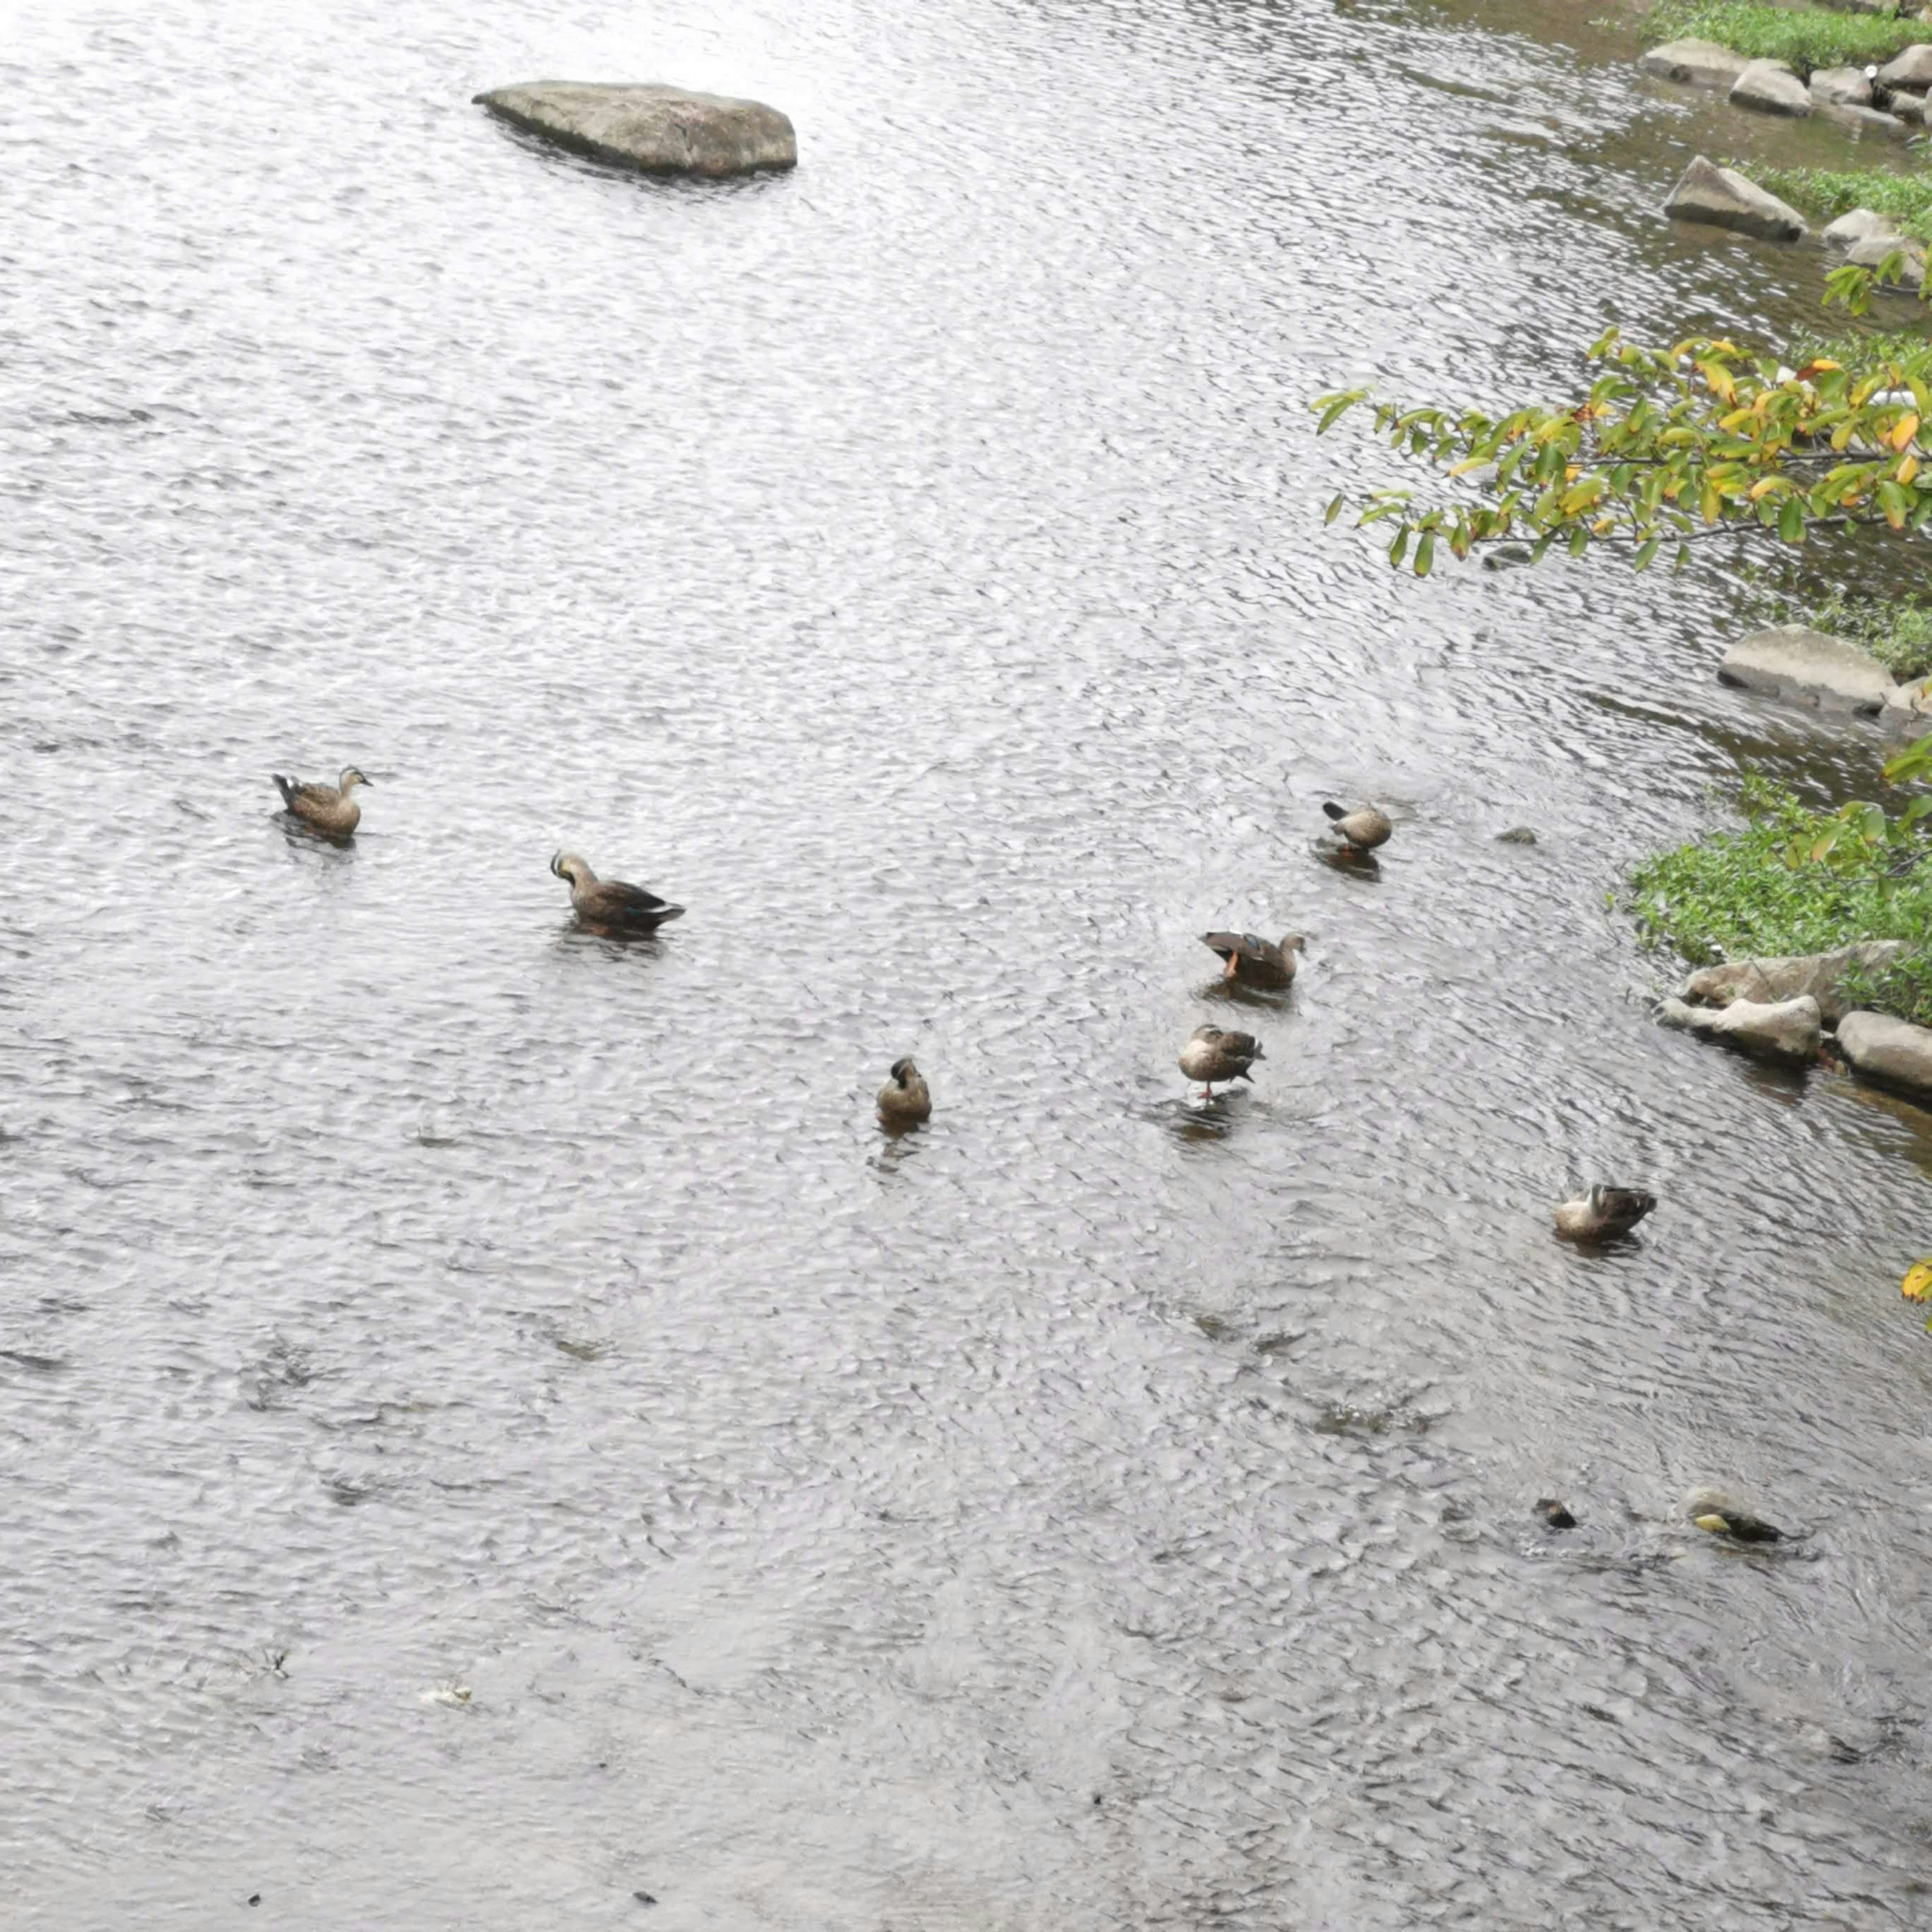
1313,258,1932,576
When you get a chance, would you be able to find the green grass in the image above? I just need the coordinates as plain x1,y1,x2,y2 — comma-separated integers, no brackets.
1739,164,1932,242
1630,777,1932,1022
1801,589,1932,679
1643,0,1932,75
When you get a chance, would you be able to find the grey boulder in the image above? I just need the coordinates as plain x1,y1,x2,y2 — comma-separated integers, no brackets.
1718,625,1897,713
1665,156,1807,243
1889,89,1927,123
1885,676,1932,738
1657,994,1822,1063
1822,207,1902,252
1878,45,1932,91
1846,229,1928,290
1810,66,1874,107
1823,102,1911,139
474,80,797,177
1675,943,1908,1025
1729,59,1812,117
1837,1010,1932,1096
1640,39,1752,87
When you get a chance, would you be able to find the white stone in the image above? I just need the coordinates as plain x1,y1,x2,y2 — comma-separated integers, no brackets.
1640,39,1752,88
1664,156,1808,243
1730,59,1813,117
1822,208,1902,252
1878,45,1932,91
473,80,797,177
1838,1010,1932,1096
1810,66,1874,107
1675,943,1908,1025
1658,995,1822,1063
1718,625,1898,713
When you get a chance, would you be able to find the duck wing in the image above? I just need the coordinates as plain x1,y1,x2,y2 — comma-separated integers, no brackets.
1596,1187,1656,1230
1200,930,1274,964
274,774,334,810
581,879,684,928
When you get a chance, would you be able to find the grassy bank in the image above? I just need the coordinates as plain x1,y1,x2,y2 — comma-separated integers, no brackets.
1739,163,1932,242
1799,590,1932,679
1631,778,1932,1023
1643,0,1932,75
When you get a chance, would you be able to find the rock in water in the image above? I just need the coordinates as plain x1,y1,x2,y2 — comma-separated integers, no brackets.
1822,208,1903,254
474,82,797,178
1718,625,1896,713
1675,943,1907,1026
1836,1011,1932,1098
1822,103,1911,140
1729,59,1812,118
1810,66,1874,108
1656,994,1822,1063
1664,156,1807,243
1845,229,1928,292
1639,40,1751,88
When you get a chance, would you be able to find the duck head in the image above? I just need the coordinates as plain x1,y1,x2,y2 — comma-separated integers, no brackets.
338,767,371,793
551,852,593,887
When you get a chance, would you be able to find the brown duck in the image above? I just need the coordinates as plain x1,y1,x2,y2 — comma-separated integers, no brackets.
274,767,369,837
876,1058,932,1127
1323,800,1392,852
551,852,684,933
1200,930,1305,989
1553,1186,1656,1242
1179,1024,1264,1098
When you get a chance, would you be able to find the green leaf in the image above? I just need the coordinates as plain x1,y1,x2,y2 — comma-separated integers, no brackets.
1414,530,1435,578
1325,494,1345,527
1389,528,1409,569
1567,526,1589,557
1633,536,1660,572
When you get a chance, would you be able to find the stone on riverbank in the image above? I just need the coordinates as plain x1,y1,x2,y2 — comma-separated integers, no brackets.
1890,89,1927,123
1824,102,1912,139
1810,66,1874,108
1822,208,1902,252
1846,229,1928,290
1640,39,1752,88
473,82,797,178
1837,1011,1932,1097
1675,942,1908,1025
1718,625,1896,713
1657,994,1822,1063
1878,45,1932,91
1885,676,1932,738
1730,60,1812,117
1664,157,1807,243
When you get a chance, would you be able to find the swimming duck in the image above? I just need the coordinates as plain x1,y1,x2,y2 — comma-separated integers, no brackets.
1323,801,1392,852
550,852,684,933
1200,931,1305,989
1179,1024,1264,1098
876,1057,931,1127
1553,1185,1657,1242
273,767,369,837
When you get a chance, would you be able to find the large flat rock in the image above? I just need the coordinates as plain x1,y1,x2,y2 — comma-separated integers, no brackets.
1676,942,1907,1025
1658,994,1822,1063
1838,1010,1932,1096
1811,65,1874,107
1664,156,1807,243
1730,59,1812,117
474,81,797,178
1822,207,1902,253
1718,624,1896,712
1640,39,1752,87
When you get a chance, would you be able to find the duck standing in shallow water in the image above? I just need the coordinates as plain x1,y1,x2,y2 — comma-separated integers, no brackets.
1179,1025,1263,1099
1554,1185,1656,1242
1200,931,1304,989
274,767,369,837
1323,800,1392,853
876,1058,931,1128
551,852,684,934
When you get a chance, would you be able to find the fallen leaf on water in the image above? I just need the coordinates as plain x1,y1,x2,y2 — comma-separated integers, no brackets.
1901,1259,1932,1303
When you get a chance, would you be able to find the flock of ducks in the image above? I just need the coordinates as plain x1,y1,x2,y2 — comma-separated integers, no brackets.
271,769,1656,1238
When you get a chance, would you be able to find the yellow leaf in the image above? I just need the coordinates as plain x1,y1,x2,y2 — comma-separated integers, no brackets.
1565,464,1579,482
1903,1258,1932,1302
1892,412,1921,453
1901,454,1920,486
1795,358,1840,378
1748,477,1781,502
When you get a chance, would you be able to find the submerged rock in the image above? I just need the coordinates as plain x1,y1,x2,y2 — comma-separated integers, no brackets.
1822,207,1902,253
1878,45,1932,91
1837,1010,1932,1097
1639,39,1751,88
1675,943,1908,1026
1810,65,1874,108
1718,624,1896,713
473,81,798,178
1684,1485,1786,1543
1823,102,1911,140
1657,993,1822,1063
1730,59,1812,117
1664,156,1807,243
1890,89,1928,124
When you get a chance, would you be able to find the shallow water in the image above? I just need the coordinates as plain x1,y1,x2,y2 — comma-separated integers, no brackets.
6,0,1932,1924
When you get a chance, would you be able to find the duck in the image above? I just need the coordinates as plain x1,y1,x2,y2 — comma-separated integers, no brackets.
273,767,369,837
550,852,684,933
1323,800,1392,852
1179,1024,1263,1098
1200,931,1304,989
1683,1485,1785,1544
1553,1185,1657,1242
876,1058,932,1127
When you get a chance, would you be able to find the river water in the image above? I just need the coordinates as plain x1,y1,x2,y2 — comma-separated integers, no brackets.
6,0,1932,1924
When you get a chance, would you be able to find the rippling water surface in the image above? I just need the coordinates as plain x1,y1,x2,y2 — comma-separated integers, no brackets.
7,0,1932,1923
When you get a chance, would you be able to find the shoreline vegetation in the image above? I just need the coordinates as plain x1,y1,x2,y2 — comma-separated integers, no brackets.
1740,164,1932,242
1639,0,1932,77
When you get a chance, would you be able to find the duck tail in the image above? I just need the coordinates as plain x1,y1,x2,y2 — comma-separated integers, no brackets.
1322,801,1345,823
272,774,297,808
